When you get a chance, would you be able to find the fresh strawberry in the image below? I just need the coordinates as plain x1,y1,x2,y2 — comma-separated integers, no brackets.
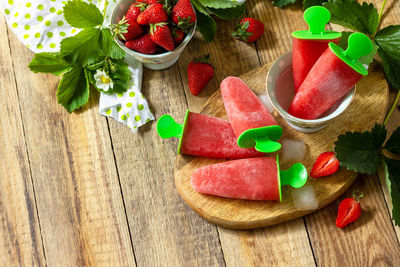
336,191,363,228
125,2,147,22
187,55,214,95
125,34,157,54
123,20,144,40
172,0,196,29
172,28,185,46
232,17,264,43
137,0,159,4
310,152,340,178
150,23,175,51
137,3,168,25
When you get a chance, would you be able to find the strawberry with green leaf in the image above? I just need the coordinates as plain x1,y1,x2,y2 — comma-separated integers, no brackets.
137,3,168,25
232,17,264,43
336,191,364,228
125,34,158,54
150,23,175,51
172,0,196,30
125,1,147,22
187,55,214,95
172,28,185,46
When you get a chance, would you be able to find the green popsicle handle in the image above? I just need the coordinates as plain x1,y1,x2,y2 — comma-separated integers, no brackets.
280,163,308,188
156,114,184,139
237,125,283,153
254,136,282,153
304,6,331,35
343,32,373,63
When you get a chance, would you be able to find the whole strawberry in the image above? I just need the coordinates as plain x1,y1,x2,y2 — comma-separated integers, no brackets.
336,191,363,228
187,55,214,95
125,34,157,54
232,18,264,43
125,2,147,22
150,23,175,51
137,3,168,25
123,20,144,40
172,0,196,29
172,28,185,46
310,152,340,178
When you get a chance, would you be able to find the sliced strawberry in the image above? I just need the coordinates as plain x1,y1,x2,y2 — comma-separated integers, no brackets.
336,191,363,228
310,151,340,178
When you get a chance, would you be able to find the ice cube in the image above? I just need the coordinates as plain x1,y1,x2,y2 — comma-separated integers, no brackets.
291,185,319,210
281,138,306,161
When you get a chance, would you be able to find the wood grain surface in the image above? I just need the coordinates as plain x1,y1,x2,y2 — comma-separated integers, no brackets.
1,0,399,266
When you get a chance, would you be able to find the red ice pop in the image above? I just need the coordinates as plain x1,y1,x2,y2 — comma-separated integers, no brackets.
292,6,341,93
289,33,373,120
157,110,264,159
221,77,283,153
191,156,307,201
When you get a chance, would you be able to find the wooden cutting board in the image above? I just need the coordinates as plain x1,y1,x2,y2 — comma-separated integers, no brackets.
174,62,389,229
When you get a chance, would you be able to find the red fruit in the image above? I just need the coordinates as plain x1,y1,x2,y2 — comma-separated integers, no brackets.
137,0,159,4
232,17,264,43
310,152,340,178
172,28,185,46
150,23,175,51
187,55,214,95
172,0,196,29
125,34,157,54
137,3,168,25
125,2,147,22
336,191,363,228
123,20,144,40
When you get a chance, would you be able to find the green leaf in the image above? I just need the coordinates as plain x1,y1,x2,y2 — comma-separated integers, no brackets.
209,4,246,20
101,28,125,60
63,0,103,28
383,157,400,226
334,123,387,174
61,28,102,66
108,60,131,94
57,66,90,113
270,0,298,8
324,0,379,35
28,52,71,76
303,0,327,10
385,127,400,154
338,31,377,65
197,0,241,9
375,25,400,89
194,8,217,42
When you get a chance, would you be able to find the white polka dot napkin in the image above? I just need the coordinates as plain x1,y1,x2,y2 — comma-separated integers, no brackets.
1,0,154,133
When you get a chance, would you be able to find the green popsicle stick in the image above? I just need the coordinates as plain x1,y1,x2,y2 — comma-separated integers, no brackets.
292,6,341,40
237,125,283,153
156,110,190,153
329,32,373,76
277,155,308,202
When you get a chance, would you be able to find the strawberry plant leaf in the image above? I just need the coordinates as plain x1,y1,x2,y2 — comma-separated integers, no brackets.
383,157,400,226
101,29,125,60
303,0,327,9
191,0,210,15
194,7,216,42
338,31,377,65
108,60,132,94
209,4,246,20
63,0,103,28
197,0,241,9
324,0,379,36
334,123,387,174
375,25,400,90
28,52,71,76
57,66,90,113
270,0,298,8
384,127,400,154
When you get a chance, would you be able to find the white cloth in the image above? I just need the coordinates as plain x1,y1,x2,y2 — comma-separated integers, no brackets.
1,0,154,132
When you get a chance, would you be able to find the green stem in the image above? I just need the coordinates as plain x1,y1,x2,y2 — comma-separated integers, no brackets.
384,90,400,126
378,0,388,27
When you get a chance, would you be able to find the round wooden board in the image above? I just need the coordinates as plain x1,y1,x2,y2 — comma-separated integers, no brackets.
174,62,389,229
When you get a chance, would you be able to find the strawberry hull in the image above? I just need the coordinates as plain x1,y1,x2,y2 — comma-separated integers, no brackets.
191,157,280,201
292,37,340,92
181,112,264,158
289,48,362,120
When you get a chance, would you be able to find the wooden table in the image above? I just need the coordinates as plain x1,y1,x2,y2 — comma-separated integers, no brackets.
1,1,399,266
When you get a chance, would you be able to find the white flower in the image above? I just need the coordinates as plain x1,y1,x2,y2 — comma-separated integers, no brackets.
94,69,114,92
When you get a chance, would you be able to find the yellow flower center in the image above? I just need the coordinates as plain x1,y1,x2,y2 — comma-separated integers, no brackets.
100,75,110,84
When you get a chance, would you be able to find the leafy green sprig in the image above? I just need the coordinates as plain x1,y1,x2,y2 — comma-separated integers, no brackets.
28,0,130,113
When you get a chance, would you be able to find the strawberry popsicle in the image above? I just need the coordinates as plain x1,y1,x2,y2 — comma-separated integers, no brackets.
292,6,341,93
157,110,264,159
191,156,307,201
289,32,373,120
221,77,283,153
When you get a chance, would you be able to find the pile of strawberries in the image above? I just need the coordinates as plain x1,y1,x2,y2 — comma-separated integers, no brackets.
113,0,196,55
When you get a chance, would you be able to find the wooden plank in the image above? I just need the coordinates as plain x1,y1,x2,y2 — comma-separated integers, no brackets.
175,1,315,265
0,16,45,267
107,65,226,266
7,28,136,266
